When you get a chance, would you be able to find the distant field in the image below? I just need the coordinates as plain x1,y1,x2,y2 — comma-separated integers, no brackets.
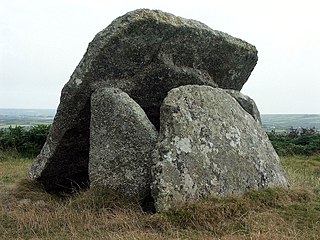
0,109,319,131
0,109,55,128
261,114,320,131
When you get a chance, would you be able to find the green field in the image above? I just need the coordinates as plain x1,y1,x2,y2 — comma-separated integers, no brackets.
0,151,319,239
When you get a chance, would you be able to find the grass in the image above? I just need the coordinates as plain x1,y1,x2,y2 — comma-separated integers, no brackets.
282,155,320,189
0,151,32,190
1,151,320,239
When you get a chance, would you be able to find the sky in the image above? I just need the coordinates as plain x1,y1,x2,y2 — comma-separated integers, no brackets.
1,0,319,114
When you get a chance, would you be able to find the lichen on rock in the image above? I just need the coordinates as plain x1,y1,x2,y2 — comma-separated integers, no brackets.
151,85,288,212
29,9,258,191
89,87,158,200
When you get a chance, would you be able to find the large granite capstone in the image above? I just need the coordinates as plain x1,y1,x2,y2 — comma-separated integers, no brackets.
151,85,288,212
29,9,258,191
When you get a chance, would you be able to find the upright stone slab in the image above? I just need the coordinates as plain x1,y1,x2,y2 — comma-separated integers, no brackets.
226,89,262,124
89,88,158,200
30,9,258,191
152,85,288,212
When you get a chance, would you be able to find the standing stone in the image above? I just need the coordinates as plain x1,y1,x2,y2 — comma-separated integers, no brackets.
152,85,288,212
89,88,158,200
226,89,262,124
30,8,258,191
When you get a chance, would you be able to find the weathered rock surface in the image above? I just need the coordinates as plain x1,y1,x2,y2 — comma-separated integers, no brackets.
30,9,258,191
151,85,288,212
226,89,262,124
89,88,158,200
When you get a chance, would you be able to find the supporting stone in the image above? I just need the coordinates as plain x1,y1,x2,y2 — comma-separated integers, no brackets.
151,85,288,212
89,88,158,200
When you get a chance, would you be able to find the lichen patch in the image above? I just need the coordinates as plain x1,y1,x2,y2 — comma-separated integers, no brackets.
172,136,192,154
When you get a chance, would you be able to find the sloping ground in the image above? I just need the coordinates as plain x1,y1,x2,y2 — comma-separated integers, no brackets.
0,151,319,239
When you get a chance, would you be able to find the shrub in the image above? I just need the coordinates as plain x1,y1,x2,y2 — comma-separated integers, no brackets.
268,128,320,156
0,125,50,157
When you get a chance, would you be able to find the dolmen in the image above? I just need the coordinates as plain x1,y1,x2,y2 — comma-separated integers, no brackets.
30,9,288,212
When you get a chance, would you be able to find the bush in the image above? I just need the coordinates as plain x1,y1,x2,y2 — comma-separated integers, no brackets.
0,124,318,158
268,128,320,156
0,125,50,157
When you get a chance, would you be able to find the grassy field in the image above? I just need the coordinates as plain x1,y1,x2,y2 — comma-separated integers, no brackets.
0,152,319,239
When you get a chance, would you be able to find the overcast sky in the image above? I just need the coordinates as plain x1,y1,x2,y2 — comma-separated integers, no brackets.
1,0,319,113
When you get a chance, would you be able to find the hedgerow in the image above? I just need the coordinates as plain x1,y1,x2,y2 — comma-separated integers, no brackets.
0,125,319,158
0,125,50,157
267,128,320,156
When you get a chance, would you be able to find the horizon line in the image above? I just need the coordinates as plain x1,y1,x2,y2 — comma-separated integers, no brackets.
0,108,319,115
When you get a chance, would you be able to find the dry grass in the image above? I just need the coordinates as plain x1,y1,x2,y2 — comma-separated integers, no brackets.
282,155,320,189
1,152,320,239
